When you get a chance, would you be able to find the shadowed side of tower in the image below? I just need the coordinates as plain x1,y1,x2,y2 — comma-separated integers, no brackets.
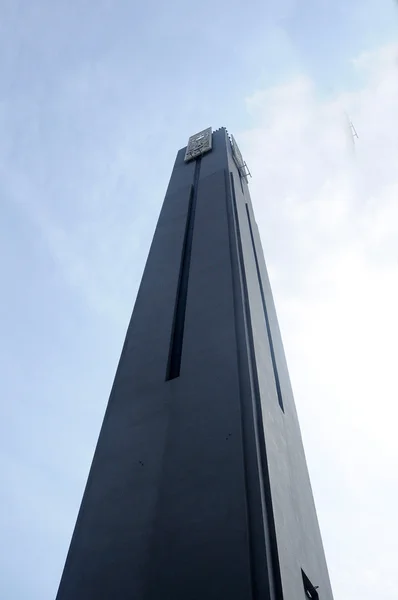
55,127,334,600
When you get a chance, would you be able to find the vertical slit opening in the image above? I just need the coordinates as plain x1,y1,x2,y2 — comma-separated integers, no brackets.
240,175,244,194
230,172,284,599
166,158,201,380
245,203,284,412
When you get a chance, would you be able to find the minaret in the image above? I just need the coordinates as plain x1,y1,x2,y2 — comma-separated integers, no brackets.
56,127,333,600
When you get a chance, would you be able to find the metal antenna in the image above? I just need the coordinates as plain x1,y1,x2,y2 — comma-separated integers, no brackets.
348,116,359,141
343,111,358,154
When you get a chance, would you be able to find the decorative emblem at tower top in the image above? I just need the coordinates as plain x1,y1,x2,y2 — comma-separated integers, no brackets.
184,127,213,162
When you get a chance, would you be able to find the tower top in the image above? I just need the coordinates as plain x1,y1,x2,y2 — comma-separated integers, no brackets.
184,127,213,162
184,126,252,183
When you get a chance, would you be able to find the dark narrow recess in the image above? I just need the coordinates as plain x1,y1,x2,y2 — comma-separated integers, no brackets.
166,158,201,380
239,172,244,194
245,203,284,412
230,173,283,600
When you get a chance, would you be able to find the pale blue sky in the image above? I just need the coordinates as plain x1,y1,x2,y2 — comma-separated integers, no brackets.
1,1,397,599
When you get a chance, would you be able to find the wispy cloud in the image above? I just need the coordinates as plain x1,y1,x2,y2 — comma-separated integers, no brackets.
241,42,398,600
1,1,397,598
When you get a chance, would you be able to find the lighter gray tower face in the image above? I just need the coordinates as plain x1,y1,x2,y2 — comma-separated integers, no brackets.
56,128,334,600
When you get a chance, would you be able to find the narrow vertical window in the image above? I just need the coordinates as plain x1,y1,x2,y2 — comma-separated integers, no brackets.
245,204,284,412
166,158,201,380
230,172,284,598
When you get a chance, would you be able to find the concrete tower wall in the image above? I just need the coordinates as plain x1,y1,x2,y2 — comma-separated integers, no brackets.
56,128,333,600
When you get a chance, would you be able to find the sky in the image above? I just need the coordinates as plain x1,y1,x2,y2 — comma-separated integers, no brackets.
0,1,397,598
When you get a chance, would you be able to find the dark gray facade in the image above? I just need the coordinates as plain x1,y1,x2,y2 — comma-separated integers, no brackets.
56,127,334,600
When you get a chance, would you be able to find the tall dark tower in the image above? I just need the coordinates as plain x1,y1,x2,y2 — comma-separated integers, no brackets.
56,127,334,600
